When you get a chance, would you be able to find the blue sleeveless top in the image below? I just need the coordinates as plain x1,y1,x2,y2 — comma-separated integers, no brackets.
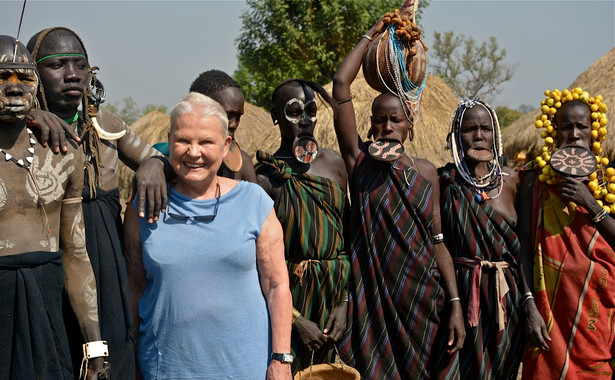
135,181,274,379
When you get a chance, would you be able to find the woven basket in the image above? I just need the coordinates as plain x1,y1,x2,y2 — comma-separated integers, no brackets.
293,363,361,380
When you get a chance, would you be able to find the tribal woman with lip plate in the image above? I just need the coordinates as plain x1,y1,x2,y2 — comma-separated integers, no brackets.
124,92,292,379
437,99,524,379
332,17,465,379
255,79,351,373
518,88,615,379
0,35,105,380
27,27,165,379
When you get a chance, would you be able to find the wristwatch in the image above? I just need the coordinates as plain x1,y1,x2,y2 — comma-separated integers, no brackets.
271,352,294,364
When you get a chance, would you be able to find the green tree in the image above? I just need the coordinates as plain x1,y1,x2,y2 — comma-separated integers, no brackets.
102,97,168,125
143,104,168,115
102,96,141,125
517,104,534,114
235,0,429,109
430,31,516,101
495,105,523,128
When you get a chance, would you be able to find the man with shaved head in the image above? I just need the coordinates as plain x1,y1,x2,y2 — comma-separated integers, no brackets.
0,35,105,379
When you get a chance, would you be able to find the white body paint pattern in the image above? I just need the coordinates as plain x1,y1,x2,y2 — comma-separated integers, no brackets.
39,236,57,251
0,240,15,250
26,150,75,204
71,212,87,254
0,178,6,210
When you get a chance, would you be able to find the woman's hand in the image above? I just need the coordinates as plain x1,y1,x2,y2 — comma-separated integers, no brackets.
26,109,80,153
523,299,551,351
266,360,292,380
366,18,386,40
446,301,466,354
559,177,600,214
294,316,327,351
323,302,347,342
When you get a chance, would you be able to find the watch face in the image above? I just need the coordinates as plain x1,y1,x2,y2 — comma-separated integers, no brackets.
272,352,294,363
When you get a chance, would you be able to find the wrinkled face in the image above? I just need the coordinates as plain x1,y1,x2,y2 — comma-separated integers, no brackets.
555,101,592,150
169,111,231,186
459,105,494,161
36,33,89,115
370,93,410,142
273,82,317,141
0,68,37,122
210,86,244,139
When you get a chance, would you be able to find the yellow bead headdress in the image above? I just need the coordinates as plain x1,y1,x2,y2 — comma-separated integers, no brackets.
533,87,614,212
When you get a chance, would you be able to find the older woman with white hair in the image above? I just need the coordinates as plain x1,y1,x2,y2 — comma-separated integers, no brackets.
124,92,292,379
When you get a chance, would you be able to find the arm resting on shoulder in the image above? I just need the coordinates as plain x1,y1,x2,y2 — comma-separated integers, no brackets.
26,109,80,153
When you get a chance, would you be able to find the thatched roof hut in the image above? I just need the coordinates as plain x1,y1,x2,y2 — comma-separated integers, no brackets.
237,71,460,167
118,70,460,200
502,48,615,166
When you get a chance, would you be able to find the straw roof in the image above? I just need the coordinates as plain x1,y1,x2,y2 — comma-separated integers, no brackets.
237,71,460,166
118,70,460,199
502,47,615,166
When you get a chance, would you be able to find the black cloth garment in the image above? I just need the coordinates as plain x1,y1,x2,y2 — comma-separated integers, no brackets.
64,187,135,379
0,251,73,380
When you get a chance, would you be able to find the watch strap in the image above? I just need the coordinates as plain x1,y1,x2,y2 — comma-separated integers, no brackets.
271,352,294,363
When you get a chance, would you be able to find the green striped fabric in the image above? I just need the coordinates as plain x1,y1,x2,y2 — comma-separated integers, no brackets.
256,152,350,372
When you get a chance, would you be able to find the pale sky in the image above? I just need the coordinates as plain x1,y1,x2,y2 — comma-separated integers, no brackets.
3,0,614,112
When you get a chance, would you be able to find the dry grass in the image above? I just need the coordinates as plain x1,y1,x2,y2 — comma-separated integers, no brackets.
236,71,460,168
118,70,460,199
119,48,614,195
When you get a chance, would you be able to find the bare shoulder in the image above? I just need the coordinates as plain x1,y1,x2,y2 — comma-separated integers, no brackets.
97,109,129,133
239,149,257,182
256,171,274,194
255,167,282,206
35,137,84,170
219,176,240,195
311,148,347,187
414,157,437,177
503,166,518,180
502,167,519,191
317,148,344,164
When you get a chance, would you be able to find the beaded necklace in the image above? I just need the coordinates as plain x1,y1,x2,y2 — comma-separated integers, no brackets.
448,100,504,203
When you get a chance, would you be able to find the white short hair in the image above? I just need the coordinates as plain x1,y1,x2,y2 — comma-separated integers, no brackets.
170,92,229,136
